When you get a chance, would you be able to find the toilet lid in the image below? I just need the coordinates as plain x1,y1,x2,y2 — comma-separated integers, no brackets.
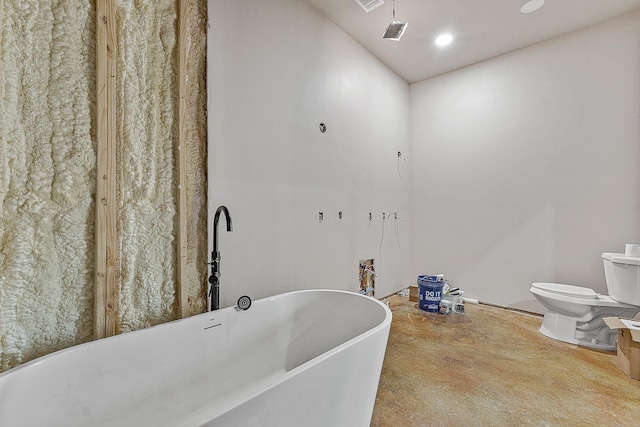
602,253,640,266
531,283,600,299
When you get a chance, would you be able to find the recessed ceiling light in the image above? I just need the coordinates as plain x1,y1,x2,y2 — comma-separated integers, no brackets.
435,34,453,47
521,0,545,14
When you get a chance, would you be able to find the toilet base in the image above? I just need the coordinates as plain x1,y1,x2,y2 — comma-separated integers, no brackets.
539,308,638,351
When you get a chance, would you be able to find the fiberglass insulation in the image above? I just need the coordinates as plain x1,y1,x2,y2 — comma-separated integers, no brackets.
0,1,96,371
0,0,208,371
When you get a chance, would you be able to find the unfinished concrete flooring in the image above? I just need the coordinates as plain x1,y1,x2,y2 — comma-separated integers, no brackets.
370,295,640,426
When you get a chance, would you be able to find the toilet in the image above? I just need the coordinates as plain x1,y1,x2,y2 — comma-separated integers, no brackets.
530,252,640,351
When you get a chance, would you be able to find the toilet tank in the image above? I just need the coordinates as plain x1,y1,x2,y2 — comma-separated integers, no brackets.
602,253,640,306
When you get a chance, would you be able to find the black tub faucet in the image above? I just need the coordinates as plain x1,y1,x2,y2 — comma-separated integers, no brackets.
209,206,232,311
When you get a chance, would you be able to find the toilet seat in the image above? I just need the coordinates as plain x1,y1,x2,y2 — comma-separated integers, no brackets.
531,283,600,299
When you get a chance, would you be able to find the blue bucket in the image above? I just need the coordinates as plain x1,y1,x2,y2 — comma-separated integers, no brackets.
417,275,444,313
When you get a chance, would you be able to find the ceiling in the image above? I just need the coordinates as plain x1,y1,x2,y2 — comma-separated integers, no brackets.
304,0,640,84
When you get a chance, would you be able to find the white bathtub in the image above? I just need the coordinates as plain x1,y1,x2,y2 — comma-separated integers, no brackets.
0,289,392,426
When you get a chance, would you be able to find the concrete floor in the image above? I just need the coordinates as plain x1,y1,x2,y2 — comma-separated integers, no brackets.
370,295,640,427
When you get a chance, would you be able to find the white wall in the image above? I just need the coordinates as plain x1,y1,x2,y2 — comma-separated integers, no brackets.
410,12,640,311
207,0,411,307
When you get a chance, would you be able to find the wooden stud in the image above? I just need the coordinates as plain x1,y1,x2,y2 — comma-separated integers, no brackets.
0,4,5,195
177,0,189,319
0,4,4,137
96,0,118,339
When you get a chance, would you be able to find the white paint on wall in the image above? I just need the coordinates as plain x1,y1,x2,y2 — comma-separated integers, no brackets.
410,12,640,311
207,0,412,307
208,4,640,312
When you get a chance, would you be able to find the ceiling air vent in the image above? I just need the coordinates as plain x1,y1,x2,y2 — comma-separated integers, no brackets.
354,0,384,13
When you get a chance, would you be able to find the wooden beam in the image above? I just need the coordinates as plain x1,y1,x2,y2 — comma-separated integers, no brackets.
0,5,4,134
0,5,5,200
177,0,189,319
95,0,117,339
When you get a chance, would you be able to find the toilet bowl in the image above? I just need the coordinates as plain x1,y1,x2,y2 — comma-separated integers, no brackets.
530,282,638,350
530,251,640,351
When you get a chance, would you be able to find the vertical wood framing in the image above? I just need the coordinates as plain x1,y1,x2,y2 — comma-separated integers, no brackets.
0,4,4,130
177,0,189,318
96,0,118,339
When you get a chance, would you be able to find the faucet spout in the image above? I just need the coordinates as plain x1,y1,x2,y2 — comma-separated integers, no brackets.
210,206,232,311
213,206,232,255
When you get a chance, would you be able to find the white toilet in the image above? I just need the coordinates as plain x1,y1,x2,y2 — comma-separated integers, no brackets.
530,251,640,351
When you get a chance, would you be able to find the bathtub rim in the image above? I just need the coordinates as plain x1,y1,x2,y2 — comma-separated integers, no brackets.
0,289,393,427
0,289,392,378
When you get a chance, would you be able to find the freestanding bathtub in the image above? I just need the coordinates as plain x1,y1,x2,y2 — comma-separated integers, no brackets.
0,289,392,426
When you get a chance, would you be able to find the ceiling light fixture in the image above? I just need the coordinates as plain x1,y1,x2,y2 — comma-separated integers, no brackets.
521,0,545,14
435,34,453,47
383,0,408,41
